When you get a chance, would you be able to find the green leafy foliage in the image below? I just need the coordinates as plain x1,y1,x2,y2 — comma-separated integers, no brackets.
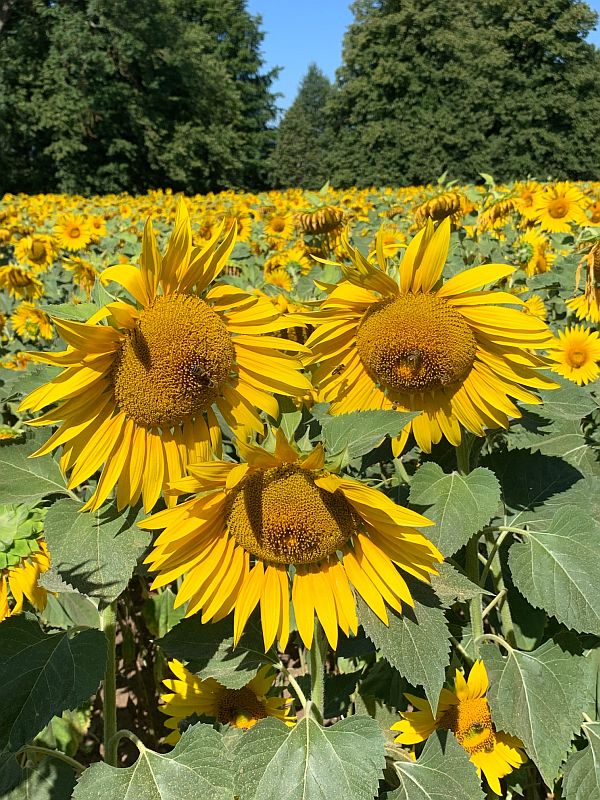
563,722,600,800
318,409,418,462
0,759,75,800
389,731,485,800
509,505,600,635
43,500,150,607
0,616,106,756
358,581,450,708
408,464,500,556
483,639,593,785
0,433,69,505
232,716,385,800
72,724,233,800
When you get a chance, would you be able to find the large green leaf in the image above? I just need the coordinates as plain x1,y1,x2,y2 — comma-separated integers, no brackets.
0,616,106,755
233,715,385,800
159,614,273,690
72,724,232,800
44,500,150,606
408,464,500,556
430,562,486,608
509,505,600,635
0,365,60,402
358,580,450,708
483,639,592,786
529,375,597,422
389,730,485,800
319,409,418,461
563,722,600,800
0,759,75,800
508,415,599,475
0,433,69,505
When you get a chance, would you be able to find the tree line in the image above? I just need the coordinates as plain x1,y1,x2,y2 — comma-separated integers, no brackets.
1,0,599,194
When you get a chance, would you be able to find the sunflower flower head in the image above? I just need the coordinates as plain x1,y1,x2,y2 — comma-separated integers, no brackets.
19,200,312,514
547,324,600,386
160,660,294,745
141,428,441,652
54,214,93,251
391,660,527,795
306,219,557,455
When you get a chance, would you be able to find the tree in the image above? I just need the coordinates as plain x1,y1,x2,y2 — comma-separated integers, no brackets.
270,64,334,189
328,0,600,186
0,0,277,194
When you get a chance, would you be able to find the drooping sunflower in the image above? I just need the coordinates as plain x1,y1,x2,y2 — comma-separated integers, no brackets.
11,302,54,341
531,183,588,234
141,429,441,651
14,234,56,272
0,505,50,623
19,201,312,513
519,228,555,277
54,214,93,251
567,241,600,324
160,660,294,744
306,219,557,455
0,266,44,300
547,325,600,386
392,660,527,795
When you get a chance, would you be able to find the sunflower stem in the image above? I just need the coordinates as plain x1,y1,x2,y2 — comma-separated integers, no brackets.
309,620,327,723
101,601,118,767
484,532,517,648
17,745,85,774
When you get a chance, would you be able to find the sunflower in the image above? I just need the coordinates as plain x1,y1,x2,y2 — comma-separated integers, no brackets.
11,302,54,341
305,220,557,455
531,183,588,234
522,295,547,321
141,429,441,651
0,505,50,623
160,660,294,744
54,214,93,251
63,256,99,296
13,234,56,271
264,213,294,240
567,241,600,324
519,228,555,276
19,200,312,513
0,266,44,300
392,660,527,795
547,325,600,386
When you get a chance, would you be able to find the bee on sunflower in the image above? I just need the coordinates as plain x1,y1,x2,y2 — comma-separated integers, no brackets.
305,219,557,455
19,200,312,513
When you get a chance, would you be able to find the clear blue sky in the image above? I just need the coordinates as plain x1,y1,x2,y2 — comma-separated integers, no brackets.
248,0,600,114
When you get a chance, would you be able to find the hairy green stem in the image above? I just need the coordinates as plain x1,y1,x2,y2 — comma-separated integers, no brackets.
276,661,309,710
101,602,118,766
18,745,85,774
107,729,145,761
484,532,517,648
309,620,327,723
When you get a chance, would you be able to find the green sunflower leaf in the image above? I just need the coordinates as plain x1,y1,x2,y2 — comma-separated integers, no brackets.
408,463,501,556
233,715,385,800
0,616,106,755
0,365,60,402
0,758,76,800
563,722,600,800
72,723,232,800
318,409,418,461
429,562,487,608
37,302,99,321
357,580,450,708
388,730,485,800
43,499,150,607
482,639,593,786
158,613,274,690
0,432,69,505
528,375,597,422
508,505,600,635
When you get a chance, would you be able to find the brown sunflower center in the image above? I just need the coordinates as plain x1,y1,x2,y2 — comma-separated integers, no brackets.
225,465,358,565
30,241,46,261
548,198,569,219
271,217,286,232
69,227,81,239
356,294,477,393
216,686,268,728
567,348,586,368
112,293,235,428
439,697,495,755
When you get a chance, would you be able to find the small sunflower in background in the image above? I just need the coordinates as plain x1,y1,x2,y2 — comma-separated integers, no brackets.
19,200,311,513
11,302,54,341
547,325,600,386
13,234,56,272
519,228,555,276
160,660,294,744
0,505,50,623
141,429,441,652
306,219,557,455
531,183,588,234
392,660,527,795
522,295,548,321
54,214,93,251
264,212,294,240
0,265,44,300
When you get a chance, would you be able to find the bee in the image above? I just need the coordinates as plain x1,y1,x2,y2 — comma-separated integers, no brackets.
189,363,218,389
403,348,423,370
332,363,347,376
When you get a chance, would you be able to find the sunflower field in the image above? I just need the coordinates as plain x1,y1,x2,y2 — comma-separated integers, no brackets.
0,178,599,800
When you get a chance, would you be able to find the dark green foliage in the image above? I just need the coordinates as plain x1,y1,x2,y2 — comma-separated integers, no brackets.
270,64,334,189
0,0,277,193
327,0,600,186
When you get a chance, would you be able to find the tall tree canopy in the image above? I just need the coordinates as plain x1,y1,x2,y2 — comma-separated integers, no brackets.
0,0,277,194
328,0,600,186
270,64,334,189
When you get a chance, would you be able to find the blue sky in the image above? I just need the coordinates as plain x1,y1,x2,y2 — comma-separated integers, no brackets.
247,0,600,114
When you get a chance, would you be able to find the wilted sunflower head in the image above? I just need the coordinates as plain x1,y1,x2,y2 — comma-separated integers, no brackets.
19,200,312,514
305,219,558,454
142,428,441,651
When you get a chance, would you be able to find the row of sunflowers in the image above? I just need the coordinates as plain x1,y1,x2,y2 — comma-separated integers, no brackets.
0,180,599,800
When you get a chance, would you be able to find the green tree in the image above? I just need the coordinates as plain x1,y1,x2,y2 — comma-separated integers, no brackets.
270,64,334,189
328,0,600,186
0,0,277,194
